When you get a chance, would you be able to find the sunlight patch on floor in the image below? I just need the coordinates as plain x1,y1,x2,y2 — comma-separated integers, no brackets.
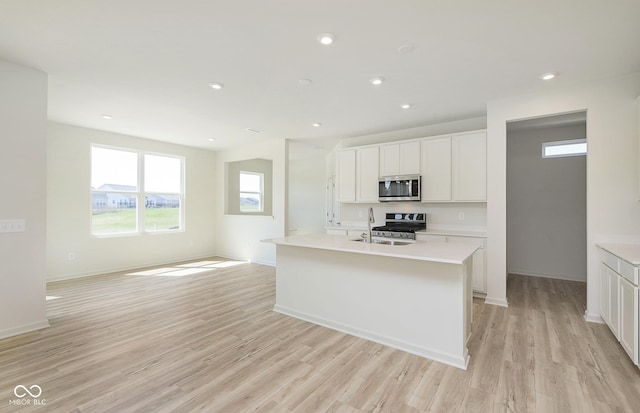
156,268,214,277
205,261,246,268
128,268,182,276
177,261,222,267
126,259,248,277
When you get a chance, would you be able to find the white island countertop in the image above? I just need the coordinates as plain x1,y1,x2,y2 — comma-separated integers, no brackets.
597,243,640,265
264,233,478,265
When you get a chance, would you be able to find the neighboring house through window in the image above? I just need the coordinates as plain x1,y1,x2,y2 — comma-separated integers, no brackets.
91,145,184,235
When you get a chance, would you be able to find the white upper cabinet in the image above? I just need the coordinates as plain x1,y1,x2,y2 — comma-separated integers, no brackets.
356,146,380,202
452,131,487,201
336,129,486,204
336,149,356,202
379,141,421,176
336,146,379,203
421,137,452,202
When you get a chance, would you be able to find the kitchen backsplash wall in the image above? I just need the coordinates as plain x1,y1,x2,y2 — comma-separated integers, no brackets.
338,202,487,231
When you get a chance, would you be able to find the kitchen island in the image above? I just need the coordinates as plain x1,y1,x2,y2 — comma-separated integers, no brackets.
264,234,478,369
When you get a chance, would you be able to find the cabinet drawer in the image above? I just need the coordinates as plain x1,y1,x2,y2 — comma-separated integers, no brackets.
600,249,619,272
416,234,447,242
618,259,639,286
446,236,485,249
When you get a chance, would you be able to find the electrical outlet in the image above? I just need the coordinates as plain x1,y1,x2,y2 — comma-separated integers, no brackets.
0,219,26,233
458,212,465,220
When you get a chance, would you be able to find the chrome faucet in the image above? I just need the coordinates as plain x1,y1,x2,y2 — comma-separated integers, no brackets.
367,207,375,243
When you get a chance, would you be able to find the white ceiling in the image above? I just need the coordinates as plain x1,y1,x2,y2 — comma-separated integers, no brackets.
1,1,639,150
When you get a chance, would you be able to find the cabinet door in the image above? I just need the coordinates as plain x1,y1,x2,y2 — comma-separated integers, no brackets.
336,150,356,202
447,236,486,293
452,131,486,201
619,277,639,363
471,249,486,293
421,137,452,201
600,264,610,325
415,234,447,242
356,147,379,202
399,141,421,175
379,144,400,177
608,267,620,339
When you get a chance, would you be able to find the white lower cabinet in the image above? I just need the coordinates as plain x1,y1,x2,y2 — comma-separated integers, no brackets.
416,234,487,295
598,246,639,366
600,264,610,326
620,276,639,363
415,234,446,242
447,236,486,295
607,266,620,339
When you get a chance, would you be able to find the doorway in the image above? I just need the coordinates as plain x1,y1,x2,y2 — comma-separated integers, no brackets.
506,112,587,286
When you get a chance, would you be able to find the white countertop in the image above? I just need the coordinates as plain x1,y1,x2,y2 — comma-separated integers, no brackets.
597,243,640,265
264,234,478,265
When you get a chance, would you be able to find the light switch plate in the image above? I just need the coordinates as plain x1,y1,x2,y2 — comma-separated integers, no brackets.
0,219,26,233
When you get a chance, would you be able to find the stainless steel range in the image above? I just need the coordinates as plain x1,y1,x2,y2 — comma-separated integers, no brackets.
371,213,426,240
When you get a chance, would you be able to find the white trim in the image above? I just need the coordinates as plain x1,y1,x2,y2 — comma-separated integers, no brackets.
509,270,587,283
584,311,605,324
47,253,218,282
0,319,50,340
274,304,469,370
484,297,509,307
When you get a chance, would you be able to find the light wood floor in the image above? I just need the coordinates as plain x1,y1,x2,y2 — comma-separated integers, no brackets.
1,259,639,412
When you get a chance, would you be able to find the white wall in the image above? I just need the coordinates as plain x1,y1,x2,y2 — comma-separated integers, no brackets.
0,60,49,338
215,139,288,265
288,142,328,235
47,122,217,280
507,124,587,281
487,72,640,316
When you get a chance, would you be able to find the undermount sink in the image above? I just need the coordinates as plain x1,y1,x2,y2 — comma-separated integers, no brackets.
350,238,412,246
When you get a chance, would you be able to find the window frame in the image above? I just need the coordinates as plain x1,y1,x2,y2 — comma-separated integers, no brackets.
542,138,587,158
239,170,264,213
90,144,185,237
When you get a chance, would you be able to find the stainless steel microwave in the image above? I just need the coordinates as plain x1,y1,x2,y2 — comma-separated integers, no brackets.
378,175,421,202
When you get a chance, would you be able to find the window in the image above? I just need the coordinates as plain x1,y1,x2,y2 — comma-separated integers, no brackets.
91,146,183,235
239,171,263,213
542,139,587,158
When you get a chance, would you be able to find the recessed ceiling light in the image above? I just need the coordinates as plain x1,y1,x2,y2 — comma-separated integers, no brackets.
101,114,112,120
209,82,224,90
312,122,322,127
401,104,412,109
371,77,384,86
208,138,216,142
246,128,262,133
299,78,313,86
398,44,415,54
540,73,556,81
317,33,335,45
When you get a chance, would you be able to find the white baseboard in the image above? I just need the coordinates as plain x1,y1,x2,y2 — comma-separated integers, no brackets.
0,319,50,340
508,269,586,283
274,304,469,370
47,253,223,282
215,254,275,267
584,311,605,324
484,296,509,307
